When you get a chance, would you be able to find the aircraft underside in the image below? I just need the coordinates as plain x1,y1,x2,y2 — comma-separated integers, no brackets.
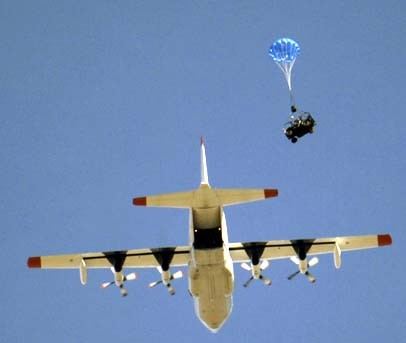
26,138,392,333
189,247,234,332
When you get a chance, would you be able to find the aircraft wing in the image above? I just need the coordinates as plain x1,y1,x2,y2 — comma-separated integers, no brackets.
229,234,392,266
27,246,190,270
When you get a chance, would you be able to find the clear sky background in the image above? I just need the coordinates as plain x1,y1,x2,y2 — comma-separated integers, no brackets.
1,1,405,342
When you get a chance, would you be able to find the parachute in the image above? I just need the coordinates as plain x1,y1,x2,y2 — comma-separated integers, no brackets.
269,38,316,142
269,38,301,110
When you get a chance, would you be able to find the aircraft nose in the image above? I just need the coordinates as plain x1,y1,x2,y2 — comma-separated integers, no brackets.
204,318,226,334
199,303,230,333
207,326,221,334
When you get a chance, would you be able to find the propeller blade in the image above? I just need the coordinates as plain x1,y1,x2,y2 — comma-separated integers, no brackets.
308,257,319,267
305,271,316,283
124,272,137,281
167,284,175,296
120,285,128,297
288,270,300,280
241,262,251,271
172,270,184,280
290,256,300,265
243,276,254,288
149,280,163,288
260,259,269,270
101,281,115,289
259,275,272,286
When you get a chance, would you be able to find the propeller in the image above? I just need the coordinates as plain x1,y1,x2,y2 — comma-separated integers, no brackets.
288,256,319,283
100,268,137,297
241,260,272,287
148,267,184,295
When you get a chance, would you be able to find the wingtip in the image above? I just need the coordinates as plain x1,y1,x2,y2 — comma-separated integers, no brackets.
378,234,392,246
27,256,41,268
264,189,278,198
133,197,147,206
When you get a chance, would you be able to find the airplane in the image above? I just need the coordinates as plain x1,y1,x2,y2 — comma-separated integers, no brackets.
27,138,392,333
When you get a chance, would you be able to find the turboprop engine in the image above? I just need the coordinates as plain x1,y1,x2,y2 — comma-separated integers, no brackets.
240,260,272,287
288,256,319,283
100,268,137,297
149,267,184,295
239,242,272,288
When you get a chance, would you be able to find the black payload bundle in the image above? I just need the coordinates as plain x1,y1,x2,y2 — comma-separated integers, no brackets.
283,106,316,143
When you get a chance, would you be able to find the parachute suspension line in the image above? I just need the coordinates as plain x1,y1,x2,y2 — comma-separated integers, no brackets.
289,89,297,113
275,60,296,112
275,62,291,90
269,37,301,113
276,60,295,91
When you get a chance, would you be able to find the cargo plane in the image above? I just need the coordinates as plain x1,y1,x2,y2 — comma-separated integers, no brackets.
27,138,392,332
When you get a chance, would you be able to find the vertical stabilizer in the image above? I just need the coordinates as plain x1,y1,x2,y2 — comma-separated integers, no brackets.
200,137,210,187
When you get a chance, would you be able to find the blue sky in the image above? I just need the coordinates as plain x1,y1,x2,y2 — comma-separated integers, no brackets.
1,1,405,342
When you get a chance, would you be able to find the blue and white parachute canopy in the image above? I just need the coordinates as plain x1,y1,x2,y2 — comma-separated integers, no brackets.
269,38,301,91
269,38,301,63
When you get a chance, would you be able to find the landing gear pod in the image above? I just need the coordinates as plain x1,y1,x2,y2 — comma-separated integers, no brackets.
79,259,87,285
334,243,342,269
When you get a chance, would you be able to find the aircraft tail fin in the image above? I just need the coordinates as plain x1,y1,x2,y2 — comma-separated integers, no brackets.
132,138,278,209
200,136,209,187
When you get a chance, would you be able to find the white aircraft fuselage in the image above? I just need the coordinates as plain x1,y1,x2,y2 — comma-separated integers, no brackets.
129,138,278,332
188,184,234,332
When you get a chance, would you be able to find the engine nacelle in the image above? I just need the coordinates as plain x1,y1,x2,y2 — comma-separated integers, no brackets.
114,269,124,287
299,259,308,274
252,263,262,278
161,269,171,285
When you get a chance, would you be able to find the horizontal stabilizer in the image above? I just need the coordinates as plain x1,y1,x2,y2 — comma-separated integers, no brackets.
133,188,278,208
216,188,278,207
133,190,195,208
